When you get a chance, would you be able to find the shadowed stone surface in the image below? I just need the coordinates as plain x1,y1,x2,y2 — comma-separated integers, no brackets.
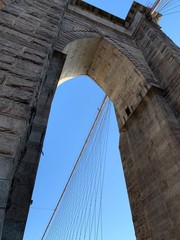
0,0,179,239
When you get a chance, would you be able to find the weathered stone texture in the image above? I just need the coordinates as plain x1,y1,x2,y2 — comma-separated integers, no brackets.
1,50,65,239
134,21,180,123
0,0,179,239
56,10,158,90
0,180,10,208
120,89,180,239
0,157,13,180
0,0,66,239
0,1,5,9
2,221,25,240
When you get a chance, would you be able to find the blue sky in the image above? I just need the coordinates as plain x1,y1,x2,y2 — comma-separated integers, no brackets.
23,1,180,239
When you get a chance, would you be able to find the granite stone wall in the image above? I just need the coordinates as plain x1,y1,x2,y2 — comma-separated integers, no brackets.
0,0,179,239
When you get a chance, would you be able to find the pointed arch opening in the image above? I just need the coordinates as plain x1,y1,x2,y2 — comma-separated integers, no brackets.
24,76,136,239
59,37,152,129
24,37,156,239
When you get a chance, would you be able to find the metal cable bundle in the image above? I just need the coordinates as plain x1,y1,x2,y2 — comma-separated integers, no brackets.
42,96,111,240
149,0,180,16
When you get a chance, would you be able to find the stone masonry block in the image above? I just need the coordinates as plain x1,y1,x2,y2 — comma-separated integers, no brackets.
5,203,30,222
21,141,41,164
10,186,33,205
0,97,31,120
0,37,24,57
0,86,34,105
0,157,13,180
2,220,25,240
6,75,38,93
0,179,10,208
0,132,20,157
14,161,38,186
0,209,5,239
0,115,26,136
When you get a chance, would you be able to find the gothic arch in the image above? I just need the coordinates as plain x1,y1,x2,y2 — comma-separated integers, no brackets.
59,37,158,128
0,0,179,239
54,38,180,239
56,29,158,89
54,37,180,240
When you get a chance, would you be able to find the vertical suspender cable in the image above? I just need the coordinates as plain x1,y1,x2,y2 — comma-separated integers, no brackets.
41,95,109,240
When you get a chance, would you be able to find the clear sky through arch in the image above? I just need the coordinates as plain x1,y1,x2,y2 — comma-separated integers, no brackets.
24,76,136,240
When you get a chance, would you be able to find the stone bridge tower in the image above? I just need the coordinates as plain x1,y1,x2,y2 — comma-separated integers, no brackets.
0,0,179,239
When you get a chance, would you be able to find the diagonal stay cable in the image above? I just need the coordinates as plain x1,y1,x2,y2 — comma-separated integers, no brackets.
77,100,111,240
41,95,109,240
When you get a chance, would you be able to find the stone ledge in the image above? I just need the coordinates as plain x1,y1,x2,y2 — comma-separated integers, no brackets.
70,0,151,28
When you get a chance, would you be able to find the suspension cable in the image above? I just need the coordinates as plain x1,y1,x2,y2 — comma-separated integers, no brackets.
41,95,110,240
